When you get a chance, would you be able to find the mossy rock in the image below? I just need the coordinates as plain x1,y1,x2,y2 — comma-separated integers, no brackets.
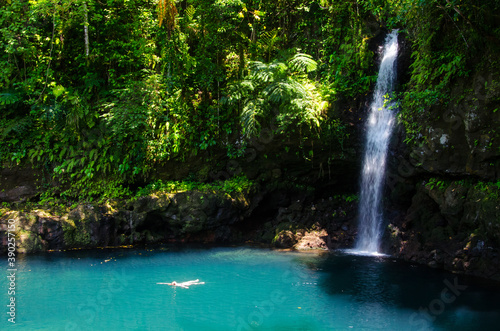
62,219,92,248
132,193,171,213
273,230,297,248
20,212,38,230
463,186,500,246
260,222,276,242
17,230,44,253
274,222,298,234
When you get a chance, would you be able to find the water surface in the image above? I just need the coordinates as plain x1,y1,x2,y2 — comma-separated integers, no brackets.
3,246,500,330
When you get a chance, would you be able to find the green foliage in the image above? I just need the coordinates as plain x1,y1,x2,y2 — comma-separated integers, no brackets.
474,181,500,201
223,52,327,138
393,0,500,142
330,193,358,203
425,177,447,191
0,0,372,185
318,1,378,99
135,175,255,199
424,178,500,203
39,177,133,206
344,194,359,203
2,0,498,205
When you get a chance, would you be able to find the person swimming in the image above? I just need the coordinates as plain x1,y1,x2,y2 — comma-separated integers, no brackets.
157,279,205,289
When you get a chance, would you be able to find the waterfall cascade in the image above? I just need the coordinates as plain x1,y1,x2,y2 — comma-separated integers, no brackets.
354,30,399,254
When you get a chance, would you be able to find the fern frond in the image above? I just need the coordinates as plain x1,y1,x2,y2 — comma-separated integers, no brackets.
0,92,20,106
264,81,289,103
249,61,272,83
267,61,287,77
287,78,307,97
259,29,279,60
222,80,254,105
185,5,195,21
241,99,263,137
1,117,31,139
236,52,325,136
288,53,317,73
260,29,278,49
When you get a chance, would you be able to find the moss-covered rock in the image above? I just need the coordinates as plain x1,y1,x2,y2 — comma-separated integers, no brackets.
17,230,44,253
462,185,500,246
388,178,500,280
62,218,92,248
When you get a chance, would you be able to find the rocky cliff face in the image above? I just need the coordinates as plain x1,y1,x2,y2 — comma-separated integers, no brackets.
384,63,500,280
0,191,252,253
0,187,359,255
385,179,499,280
0,99,362,262
401,72,500,179
0,166,42,203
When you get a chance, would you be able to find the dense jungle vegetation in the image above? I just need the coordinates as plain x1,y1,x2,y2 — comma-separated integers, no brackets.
1,0,499,202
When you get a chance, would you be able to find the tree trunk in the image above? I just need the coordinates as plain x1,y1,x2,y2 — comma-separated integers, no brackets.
83,2,89,57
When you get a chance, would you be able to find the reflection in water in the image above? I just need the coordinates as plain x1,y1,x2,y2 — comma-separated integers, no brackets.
5,246,500,331
307,252,500,330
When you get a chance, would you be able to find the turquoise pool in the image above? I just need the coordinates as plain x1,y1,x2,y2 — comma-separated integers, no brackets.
3,246,500,330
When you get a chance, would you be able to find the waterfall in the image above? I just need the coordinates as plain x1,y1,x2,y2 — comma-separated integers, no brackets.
355,30,399,254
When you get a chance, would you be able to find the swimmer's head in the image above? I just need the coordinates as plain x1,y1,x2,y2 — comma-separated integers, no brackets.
172,281,177,285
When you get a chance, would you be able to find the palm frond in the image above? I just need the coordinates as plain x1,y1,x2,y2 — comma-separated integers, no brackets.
158,0,178,35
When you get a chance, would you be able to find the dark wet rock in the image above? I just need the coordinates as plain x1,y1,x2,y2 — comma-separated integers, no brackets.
0,166,42,203
0,185,37,203
273,230,297,248
387,179,500,281
383,69,500,281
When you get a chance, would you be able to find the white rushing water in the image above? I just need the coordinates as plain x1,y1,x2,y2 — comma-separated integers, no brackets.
355,30,399,254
